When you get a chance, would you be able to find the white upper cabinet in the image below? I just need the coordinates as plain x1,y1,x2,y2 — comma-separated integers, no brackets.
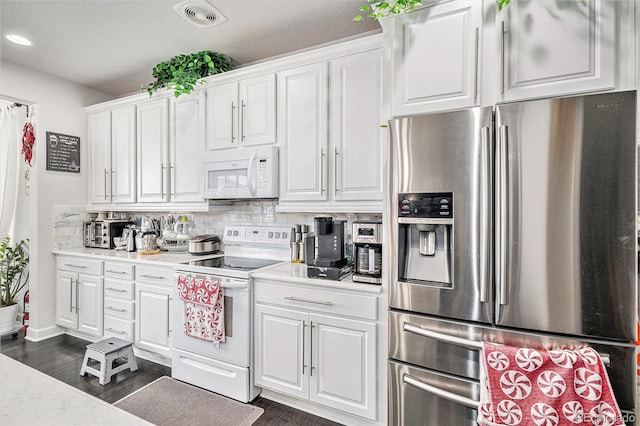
386,0,483,116
278,62,329,202
110,106,136,203
331,49,384,202
206,74,276,150
88,106,136,205
498,0,621,101
88,111,111,204
137,97,169,203
171,91,206,202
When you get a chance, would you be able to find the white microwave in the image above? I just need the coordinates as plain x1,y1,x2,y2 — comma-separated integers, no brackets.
203,146,278,200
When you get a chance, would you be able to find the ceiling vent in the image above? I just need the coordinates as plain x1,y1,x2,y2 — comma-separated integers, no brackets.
172,0,227,28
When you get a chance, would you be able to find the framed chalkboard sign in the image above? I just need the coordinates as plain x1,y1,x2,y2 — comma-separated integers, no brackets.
46,131,80,173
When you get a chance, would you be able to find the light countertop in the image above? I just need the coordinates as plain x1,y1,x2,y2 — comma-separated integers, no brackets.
253,261,383,294
52,247,219,267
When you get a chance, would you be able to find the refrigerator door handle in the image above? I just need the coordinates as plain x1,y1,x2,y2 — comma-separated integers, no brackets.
403,374,479,409
497,125,509,306
404,322,481,350
480,126,492,303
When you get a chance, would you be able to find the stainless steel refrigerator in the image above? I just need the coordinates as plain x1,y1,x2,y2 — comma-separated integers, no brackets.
387,91,638,425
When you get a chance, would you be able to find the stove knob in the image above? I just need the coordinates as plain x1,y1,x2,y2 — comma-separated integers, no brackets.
268,232,274,238
282,232,288,239
226,230,232,236
233,230,239,236
275,232,281,238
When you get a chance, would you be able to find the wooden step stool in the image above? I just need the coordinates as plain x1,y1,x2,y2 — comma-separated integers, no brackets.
79,337,138,385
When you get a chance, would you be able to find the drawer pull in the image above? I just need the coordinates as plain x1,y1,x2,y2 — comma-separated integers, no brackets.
106,287,127,292
105,328,126,335
284,296,333,306
64,263,87,269
106,306,127,313
140,274,166,280
106,270,127,274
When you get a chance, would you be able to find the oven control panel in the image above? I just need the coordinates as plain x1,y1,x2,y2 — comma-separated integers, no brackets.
224,226,292,247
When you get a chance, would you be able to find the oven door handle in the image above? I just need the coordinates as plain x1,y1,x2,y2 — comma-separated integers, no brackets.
403,374,479,409
404,322,481,350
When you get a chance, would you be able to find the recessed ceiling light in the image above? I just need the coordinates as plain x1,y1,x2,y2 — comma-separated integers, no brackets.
6,34,32,46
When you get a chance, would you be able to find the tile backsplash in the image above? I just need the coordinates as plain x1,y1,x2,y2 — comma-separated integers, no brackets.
53,201,380,249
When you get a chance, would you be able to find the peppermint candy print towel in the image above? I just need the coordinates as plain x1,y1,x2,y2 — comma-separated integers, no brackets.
177,274,225,344
477,342,623,426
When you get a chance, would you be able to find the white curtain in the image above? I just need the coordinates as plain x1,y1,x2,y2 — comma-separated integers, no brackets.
0,106,19,239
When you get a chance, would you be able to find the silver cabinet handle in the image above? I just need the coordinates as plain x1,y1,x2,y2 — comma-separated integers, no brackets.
64,263,87,269
479,126,492,303
320,149,326,194
103,169,108,200
310,321,315,377
69,277,74,312
105,270,126,275
284,296,333,306
500,20,506,94
75,278,80,313
302,321,308,375
106,287,127,292
473,27,479,101
166,296,171,339
403,374,479,409
231,101,236,143
106,306,127,313
140,274,166,280
169,163,175,197
110,169,115,200
334,147,339,195
241,100,246,141
161,163,166,198
106,328,126,335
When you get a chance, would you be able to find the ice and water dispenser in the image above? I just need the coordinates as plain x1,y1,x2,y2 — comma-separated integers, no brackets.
397,192,453,287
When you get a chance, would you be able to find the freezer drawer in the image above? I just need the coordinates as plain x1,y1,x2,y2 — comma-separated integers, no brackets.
389,310,637,413
389,360,479,426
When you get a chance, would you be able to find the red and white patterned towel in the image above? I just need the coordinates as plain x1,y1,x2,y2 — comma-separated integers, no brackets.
177,274,225,344
477,342,623,426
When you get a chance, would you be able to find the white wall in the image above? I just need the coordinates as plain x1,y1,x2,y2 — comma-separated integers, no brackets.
0,60,113,340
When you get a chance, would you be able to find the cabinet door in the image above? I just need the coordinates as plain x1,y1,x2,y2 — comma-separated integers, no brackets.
55,270,78,329
111,105,136,203
77,274,103,337
309,314,377,420
88,111,111,204
137,98,169,202
389,0,482,115
171,91,205,202
135,283,172,357
499,0,616,101
254,304,310,399
206,82,238,150
239,73,276,147
331,49,384,202
278,62,329,202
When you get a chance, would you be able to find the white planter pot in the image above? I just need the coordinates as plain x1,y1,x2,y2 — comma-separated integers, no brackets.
0,304,19,333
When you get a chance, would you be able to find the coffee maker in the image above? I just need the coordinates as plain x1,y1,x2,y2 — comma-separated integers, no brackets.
352,220,382,284
306,217,350,280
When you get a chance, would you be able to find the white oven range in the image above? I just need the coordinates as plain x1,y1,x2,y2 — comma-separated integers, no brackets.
171,226,291,402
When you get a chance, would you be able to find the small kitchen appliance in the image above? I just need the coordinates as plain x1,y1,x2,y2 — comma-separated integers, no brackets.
188,234,220,255
352,220,382,284
306,217,350,280
83,220,131,249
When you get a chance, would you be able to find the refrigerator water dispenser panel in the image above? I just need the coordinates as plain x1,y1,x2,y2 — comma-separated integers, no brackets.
398,192,454,287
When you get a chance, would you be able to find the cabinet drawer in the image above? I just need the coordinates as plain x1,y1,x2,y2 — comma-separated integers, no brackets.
104,262,134,279
104,297,135,320
104,279,134,300
56,256,102,275
255,281,377,320
135,266,173,285
104,316,134,342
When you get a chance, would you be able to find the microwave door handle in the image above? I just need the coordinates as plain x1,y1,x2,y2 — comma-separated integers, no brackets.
403,374,479,409
247,152,257,197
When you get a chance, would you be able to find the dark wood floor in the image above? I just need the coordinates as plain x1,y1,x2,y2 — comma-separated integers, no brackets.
0,331,340,426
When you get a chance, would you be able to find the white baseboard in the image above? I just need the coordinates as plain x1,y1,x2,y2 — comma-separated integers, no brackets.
24,325,65,342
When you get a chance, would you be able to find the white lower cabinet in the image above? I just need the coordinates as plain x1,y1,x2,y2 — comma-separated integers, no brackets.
134,266,173,358
55,257,103,337
254,281,377,421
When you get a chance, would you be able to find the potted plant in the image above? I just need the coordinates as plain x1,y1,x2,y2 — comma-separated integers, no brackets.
142,50,234,98
353,0,509,21
0,237,29,333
